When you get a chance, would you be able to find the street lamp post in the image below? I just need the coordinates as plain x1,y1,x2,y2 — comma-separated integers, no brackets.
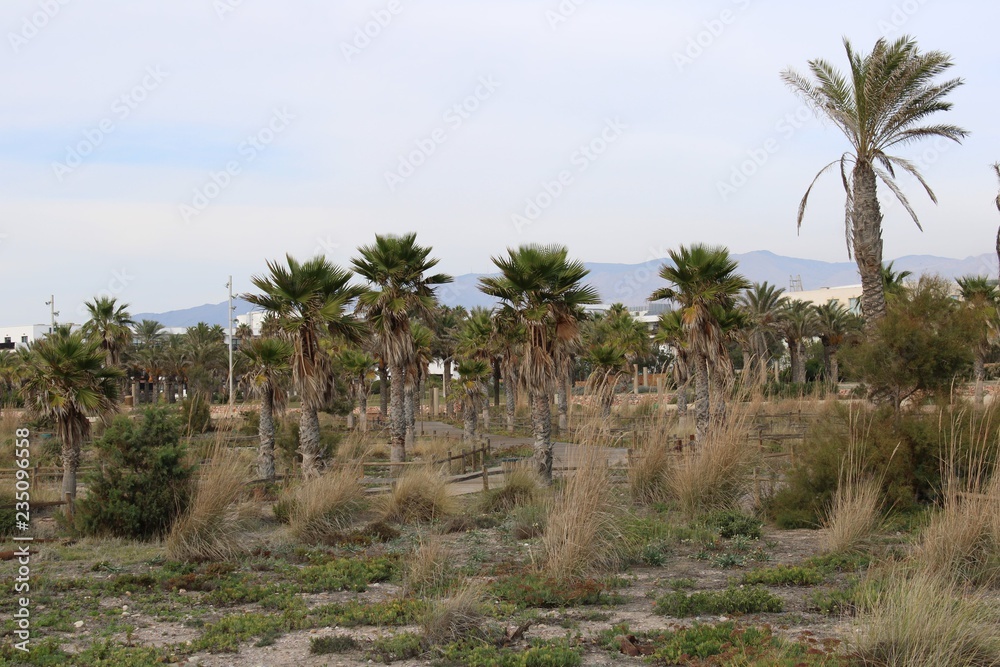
227,277,235,406
44,295,59,334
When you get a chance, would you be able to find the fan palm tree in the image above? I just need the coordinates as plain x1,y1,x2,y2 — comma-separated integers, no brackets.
183,322,227,401
21,330,121,498
428,305,465,418
956,275,999,405
82,296,135,370
456,307,497,430
240,337,293,481
655,310,691,415
406,322,435,444
456,358,490,443
479,245,599,480
352,233,452,463
585,344,627,420
340,349,375,432
814,300,860,387
493,309,526,433
736,282,789,384
244,255,364,478
783,36,967,329
779,301,820,385
650,245,749,442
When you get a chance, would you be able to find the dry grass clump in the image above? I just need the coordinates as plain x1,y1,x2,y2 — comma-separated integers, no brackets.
852,569,1000,667
166,445,256,561
288,463,367,544
821,476,884,554
668,408,756,518
421,582,489,645
479,465,545,513
405,537,456,596
412,437,457,463
628,443,674,505
541,448,626,580
379,467,457,524
334,431,385,462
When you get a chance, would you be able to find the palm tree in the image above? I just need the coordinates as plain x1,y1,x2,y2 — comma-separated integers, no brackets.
21,330,121,498
736,282,788,384
650,245,749,442
783,36,967,329
244,255,364,478
406,322,435,444
82,296,135,370
129,319,165,404
814,301,859,387
584,344,627,420
655,310,691,415
493,309,526,433
0,349,25,413
479,245,599,480
456,307,496,430
240,337,292,481
456,358,490,443
428,305,465,418
779,301,820,385
881,261,913,301
340,349,375,431
183,322,227,401
956,276,999,405
352,233,452,463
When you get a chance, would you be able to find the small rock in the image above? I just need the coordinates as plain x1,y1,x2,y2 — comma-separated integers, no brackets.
179,588,187,594
73,620,84,628
123,605,129,611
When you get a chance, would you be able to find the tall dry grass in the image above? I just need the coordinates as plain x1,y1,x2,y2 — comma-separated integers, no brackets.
479,464,545,513
852,568,1000,667
288,462,367,544
822,420,886,553
379,466,457,524
166,444,256,561
404,537,456,596
541,448,626,579
421,582,489,645
627,442,674,505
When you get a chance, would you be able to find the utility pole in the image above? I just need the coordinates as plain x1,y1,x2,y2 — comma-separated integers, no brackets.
44,295,59,334
227,276,235,406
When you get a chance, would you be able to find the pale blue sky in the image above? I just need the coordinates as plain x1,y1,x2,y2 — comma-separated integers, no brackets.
1,0,997,323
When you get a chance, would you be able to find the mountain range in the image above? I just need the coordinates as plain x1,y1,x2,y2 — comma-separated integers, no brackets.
133,250,1000,328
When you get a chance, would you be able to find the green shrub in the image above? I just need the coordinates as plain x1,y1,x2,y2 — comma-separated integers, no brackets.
180,393,212,434
439,638,582,667
742,565,825,586
310,635,359,654
654,585,783,617
490,573,607,608
705,510,763,539
369,632,423,664
297,556,398,593
76,407,194,539
312,599,426,627
0,493,16,537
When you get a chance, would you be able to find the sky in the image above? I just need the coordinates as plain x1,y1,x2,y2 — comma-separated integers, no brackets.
1,0,998,324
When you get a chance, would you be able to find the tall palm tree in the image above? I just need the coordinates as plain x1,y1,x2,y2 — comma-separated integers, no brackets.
240,337,292,481
655,310,691,415
956,275,999,406
183,322,227,401
21,330,121,498
244,255,364,478
814,301,859,387
493,309,526,433
479,245,599,480
456,307,496,430
456,358,490,443
428,305,465,418
340,349,375,432
584,344,627,420
82,296,135,370
650,245,749,442
406,322,435,444
352,233,452,463
783,36,967,329
736,282,788,384
779,301,820,385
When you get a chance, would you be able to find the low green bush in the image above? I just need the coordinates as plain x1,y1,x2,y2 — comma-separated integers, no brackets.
297,556,397,593
705,510,763,540
654,585,783,617
490,573,607,608
310,635,358,654
741,565,825,586
369,632,424,664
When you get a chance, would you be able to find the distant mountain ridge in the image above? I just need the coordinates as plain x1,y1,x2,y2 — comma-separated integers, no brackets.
135,251,999,327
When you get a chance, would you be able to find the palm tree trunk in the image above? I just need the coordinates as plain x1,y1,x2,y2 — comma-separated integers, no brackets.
853,162,887,330
793,341,807,385
299,405,322,478
531,391,553,481
788,340,801,385
258,390,276,481
493,359,501,407
443,358,454,418
601,389,613,420
463,393,477,443
830,352,839,391
378,361,389,419
710,368,727,427
694,356,710,443
404,383,415,449
556,380,568,433
676,378,688,416
60,417,81,499
974,351,986,406
504,368,516,434
388,363,406,463
359,386,369,432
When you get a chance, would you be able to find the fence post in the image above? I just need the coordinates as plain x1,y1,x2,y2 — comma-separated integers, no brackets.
64,492,74,524
461,448,468,474
482,464,489,492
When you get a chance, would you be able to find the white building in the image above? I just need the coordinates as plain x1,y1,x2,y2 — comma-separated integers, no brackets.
236,310,268,336
785,284,863,314
0,324,65,350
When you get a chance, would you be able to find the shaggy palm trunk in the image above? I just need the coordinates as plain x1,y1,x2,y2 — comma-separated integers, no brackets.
531,391,553,481
378,362,389,419
852,163,887,330
676,379,688,416
358,386,369,432
823,344,838,388
556,380,568,433
793,341,807,385
710,369,727,427
600,389,613,420
257,389,276,481
693,356,710,443
404,382,415,451
504,368,516,433
493,359,502,407
463,393,477,443
60,417,81,499
829,354,839,391
388,363,406,463
299,405,322,478
131,381,139,406
443,358,454,418
974,351,985,406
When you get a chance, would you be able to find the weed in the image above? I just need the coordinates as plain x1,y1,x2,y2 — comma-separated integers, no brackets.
654,585,783,617
310,635,359,654
369,633,424,663
742,565,825,586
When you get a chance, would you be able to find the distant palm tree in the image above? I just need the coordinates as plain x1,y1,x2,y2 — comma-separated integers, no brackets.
779,301,820,385
737,282,788,384
783,36,967,329
655,310,690,415
244,255,364,478
584,344,627,420
82,296,135,370
956,275,999,405
493,309,526,433
183,322,227,401
480,245,599,480
341,349,375,432
240,337,292,480
650,245,749,441
881,262,913,301
352,233,452,463
457,358,490,443
456,307,496,430
814,301,860,387
406,321,435,444
21,330,121,498
428,305,465,418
